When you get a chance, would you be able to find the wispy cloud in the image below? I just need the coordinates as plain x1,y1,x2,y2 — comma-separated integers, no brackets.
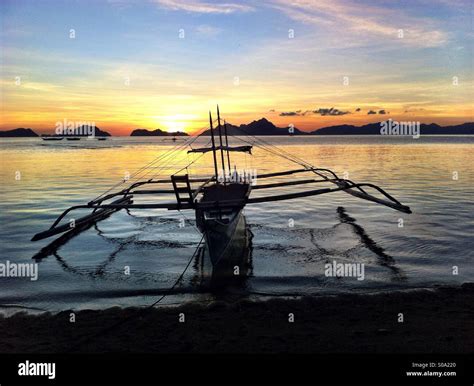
279,111,301,116
153,0,254,14
279,108,351,116
270,0,449,48
1,0,471,133
313,107,351,116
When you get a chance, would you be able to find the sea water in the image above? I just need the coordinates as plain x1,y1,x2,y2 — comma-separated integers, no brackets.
0,136,472,313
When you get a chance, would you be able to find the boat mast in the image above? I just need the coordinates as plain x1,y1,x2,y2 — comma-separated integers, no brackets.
223,119,231,171
216,105,226,184
209,111,219,183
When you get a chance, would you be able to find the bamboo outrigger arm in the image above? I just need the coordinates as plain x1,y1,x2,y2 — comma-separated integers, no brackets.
31,196,133,241
83,168,337,207
31,176,216,241
255,167,407,208
31,172,410,242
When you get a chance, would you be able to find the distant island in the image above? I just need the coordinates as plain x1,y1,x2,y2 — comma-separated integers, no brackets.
52,125,111,137
0,126,111,137
0,128,38,137
311,122,474,135
130,128,188,137
202,118,473,136
1,121,472,137
201,118,305,136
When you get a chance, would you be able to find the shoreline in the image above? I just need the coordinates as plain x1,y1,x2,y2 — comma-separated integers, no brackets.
0,284,472,354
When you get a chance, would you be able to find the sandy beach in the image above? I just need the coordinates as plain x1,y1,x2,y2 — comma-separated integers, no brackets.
1,284,472,354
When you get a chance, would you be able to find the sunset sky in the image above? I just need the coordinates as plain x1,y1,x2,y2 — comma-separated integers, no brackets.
1,0,472,135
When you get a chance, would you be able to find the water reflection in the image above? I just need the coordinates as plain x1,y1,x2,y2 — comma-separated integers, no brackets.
53,244,124,279
33,205,404,299
335,206,405,281
9,136,471,311
192,223,254,292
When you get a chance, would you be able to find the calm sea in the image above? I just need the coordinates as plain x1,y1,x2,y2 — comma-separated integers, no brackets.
0,136,473,314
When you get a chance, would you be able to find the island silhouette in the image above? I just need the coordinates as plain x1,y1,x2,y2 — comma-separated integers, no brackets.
1,120,472,137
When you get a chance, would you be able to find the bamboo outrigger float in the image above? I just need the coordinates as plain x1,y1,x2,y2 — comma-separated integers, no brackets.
32,107,411,273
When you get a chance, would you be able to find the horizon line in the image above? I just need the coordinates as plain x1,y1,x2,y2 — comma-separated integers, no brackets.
2,118,473,137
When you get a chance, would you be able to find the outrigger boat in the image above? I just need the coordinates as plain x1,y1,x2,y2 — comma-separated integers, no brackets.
162,135,185,142
41,136,64,141
32,107,411,276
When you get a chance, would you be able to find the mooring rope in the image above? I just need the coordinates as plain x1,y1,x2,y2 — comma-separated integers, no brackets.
67,233,205,352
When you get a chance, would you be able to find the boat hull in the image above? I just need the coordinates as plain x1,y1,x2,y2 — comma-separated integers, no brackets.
204,209,247,265
197,209,251,285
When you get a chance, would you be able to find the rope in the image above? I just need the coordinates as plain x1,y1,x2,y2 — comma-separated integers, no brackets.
225,123,405,206
68,233,205,352
226,124,339,182
92,124,212,202
171,147,209,177
93,140,192,201
229,124,326,174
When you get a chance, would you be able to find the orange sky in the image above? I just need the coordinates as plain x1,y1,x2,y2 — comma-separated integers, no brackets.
1,0,472,135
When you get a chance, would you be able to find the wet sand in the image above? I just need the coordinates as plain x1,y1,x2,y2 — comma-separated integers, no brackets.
1,284,472,353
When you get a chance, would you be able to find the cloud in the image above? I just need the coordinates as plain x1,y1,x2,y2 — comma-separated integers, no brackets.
313,107,350,116
153,0,254,14
279,107,350,116
367,110,377,115
270,0,448,48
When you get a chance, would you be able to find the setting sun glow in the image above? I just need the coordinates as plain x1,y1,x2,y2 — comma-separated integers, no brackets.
1,0,471,135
